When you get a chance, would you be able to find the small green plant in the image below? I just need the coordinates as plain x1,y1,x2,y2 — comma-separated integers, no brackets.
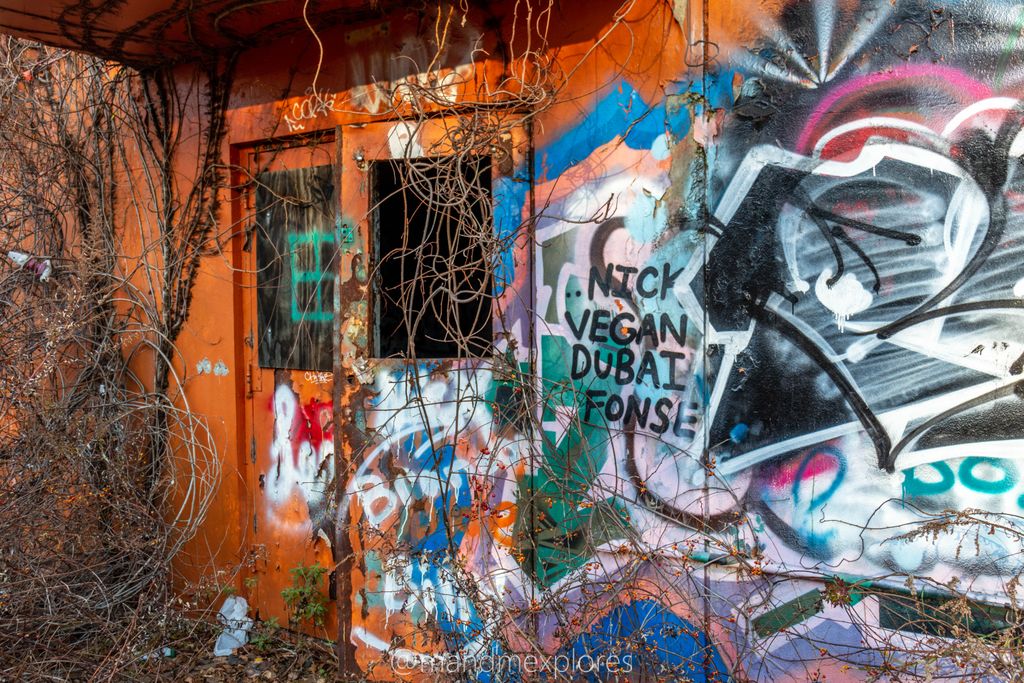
281,563,328,627
249,616,280,651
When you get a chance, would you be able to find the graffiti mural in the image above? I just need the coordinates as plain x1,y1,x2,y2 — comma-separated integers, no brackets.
248,1,1024,680
702,1,1024,591
266,378,336,535
344,365,523,674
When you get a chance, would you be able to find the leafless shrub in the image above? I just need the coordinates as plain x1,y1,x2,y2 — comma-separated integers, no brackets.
0,39,222,680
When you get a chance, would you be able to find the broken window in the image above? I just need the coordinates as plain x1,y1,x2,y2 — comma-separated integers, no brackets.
254,165,338,371
371,156,493,358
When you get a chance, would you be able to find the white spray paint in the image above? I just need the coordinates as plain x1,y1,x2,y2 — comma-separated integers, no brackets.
814,268,873,332
267,384,334,508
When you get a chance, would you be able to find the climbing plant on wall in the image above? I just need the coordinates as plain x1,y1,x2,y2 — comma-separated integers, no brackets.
0,38,232,680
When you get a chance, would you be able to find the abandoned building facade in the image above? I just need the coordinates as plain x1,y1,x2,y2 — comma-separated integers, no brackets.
4,0,1024,680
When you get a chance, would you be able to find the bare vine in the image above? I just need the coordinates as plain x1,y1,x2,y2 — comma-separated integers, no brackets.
0,39,228,680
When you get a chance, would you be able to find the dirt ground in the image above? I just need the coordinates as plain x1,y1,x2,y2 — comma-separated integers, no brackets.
126,624,339,682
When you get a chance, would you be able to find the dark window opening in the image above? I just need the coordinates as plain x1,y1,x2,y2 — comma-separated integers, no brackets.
372,156,493,358
255,165,337,371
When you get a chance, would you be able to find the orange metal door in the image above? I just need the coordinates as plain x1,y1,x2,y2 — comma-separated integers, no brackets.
238,135,340,638
236,118,533,667
336,117,535,674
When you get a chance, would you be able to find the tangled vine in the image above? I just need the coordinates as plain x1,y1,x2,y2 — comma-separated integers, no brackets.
0,38,230,679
